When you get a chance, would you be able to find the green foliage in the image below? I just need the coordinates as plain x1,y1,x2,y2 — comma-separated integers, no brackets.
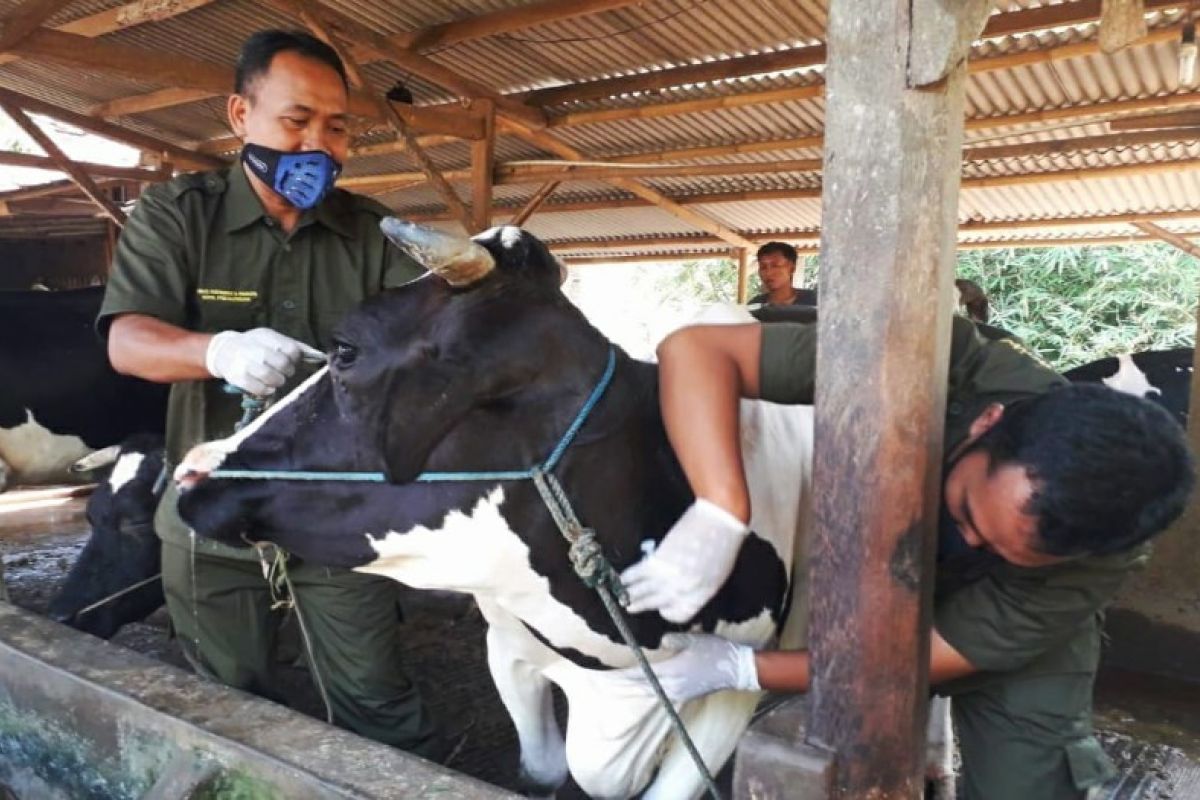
957,244,1198,370
655,245,1196,372
652,258,743,303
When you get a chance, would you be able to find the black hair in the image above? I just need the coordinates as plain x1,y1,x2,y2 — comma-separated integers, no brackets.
756,241,798,264
235,30,349,96
971,384,1194,557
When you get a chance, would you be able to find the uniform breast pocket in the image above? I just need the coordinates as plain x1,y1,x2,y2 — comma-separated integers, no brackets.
198,298,263,333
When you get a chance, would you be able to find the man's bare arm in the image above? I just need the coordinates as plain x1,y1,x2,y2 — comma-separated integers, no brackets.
751,629,977,693
108,313,213,384
656,323,763,523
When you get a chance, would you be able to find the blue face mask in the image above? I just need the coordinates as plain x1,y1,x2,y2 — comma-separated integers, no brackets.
241,143,342,210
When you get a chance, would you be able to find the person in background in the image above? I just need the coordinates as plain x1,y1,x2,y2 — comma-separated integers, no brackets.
747,241,817,307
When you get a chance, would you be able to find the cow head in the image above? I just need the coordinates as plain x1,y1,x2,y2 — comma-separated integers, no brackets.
176,223,611,568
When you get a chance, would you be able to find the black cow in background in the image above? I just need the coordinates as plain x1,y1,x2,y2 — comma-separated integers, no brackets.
0,288,168,490
1064,348,1192,427
47,434,166,638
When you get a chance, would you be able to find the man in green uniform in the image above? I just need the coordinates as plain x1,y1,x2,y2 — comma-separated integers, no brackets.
99,30,442,757
616,316,1193,799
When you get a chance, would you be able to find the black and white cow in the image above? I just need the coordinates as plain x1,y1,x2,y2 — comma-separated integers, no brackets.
174,224,814,799
47,434,166,639
1063,348,1192,426
0,288,169,490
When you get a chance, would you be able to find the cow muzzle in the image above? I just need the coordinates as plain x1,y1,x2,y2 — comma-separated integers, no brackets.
379,218,495,287
174,443,227,491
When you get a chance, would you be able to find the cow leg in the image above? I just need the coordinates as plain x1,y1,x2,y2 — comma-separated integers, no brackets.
926,696,957,800
477,599,568,794
642,690,761,800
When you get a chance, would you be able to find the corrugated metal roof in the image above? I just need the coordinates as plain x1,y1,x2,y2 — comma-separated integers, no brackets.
0,0,1197,253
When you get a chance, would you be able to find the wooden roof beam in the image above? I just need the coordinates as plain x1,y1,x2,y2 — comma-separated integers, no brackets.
510,180,560,225
0,0,217,67
525,7,1187,109
371,0,650,54
0,150,168,181
0,101,126,225
264,0,545,130
89,88,216,119
500,118,756,250
549,85,824,128
0,86,222,171
1131,220,1200,258
0,0,77,53
1109,110,1200,130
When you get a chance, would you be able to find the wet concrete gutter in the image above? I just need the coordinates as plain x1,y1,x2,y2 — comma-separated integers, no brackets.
0,602,517,799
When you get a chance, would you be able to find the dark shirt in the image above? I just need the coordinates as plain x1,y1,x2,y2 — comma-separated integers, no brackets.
748,287,817,307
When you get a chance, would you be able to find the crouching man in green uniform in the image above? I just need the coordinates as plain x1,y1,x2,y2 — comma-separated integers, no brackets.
98,30,443,758
617,316,1193,799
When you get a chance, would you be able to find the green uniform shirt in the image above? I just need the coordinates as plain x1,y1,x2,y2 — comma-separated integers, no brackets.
759,316,1147,682
99,166,424,557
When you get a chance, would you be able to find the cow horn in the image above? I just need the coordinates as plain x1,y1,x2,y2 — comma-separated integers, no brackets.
71,445,122,473
379,218,495,287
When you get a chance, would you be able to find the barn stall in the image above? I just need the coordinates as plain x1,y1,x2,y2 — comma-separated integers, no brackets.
1,0,1200,797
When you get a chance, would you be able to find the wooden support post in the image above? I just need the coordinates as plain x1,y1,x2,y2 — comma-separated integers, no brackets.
470,100,496,234
510,181,559,226
797,1,991,797
382,102,473,234
735,248,750,303
0,102,127,226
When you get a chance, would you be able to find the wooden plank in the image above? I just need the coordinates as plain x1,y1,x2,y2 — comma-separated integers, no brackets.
525,43,827,108
0,0,218,67
89,87,215,118
503,119,757,249
1109,110,1200,130
0,101,127,225
0,150,168,181
0,0,77,53
382,0,649,52
980,0,1186,39
470,100,495,234
964,127,1200,160
800,0,991,796
1132,220,1200,257
264,0,545,130
510,181,560,226
383,102,473,232
549,85,825,128
499,157,823,183
0,86,223,170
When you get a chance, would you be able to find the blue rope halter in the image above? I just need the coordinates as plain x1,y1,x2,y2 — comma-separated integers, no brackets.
209,346,617,484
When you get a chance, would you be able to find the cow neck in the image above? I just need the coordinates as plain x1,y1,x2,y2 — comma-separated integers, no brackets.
208,345,618,484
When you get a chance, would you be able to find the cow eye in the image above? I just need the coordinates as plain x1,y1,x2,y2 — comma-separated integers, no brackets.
332,341,358,368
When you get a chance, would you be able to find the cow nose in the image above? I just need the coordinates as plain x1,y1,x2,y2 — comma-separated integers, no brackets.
174,443,227,491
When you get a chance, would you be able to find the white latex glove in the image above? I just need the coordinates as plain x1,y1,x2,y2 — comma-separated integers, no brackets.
612,633,760,705
621,498,748,622
205,328,324,397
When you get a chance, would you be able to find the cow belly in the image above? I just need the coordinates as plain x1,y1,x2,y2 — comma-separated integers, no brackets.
0,410,92,490
740,400,814,649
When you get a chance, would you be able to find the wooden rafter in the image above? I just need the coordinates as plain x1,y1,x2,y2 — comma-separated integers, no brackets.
500,119,756,250
363,0,649,53
0,151,167,181
1132,220,1200,257
0,0,77,53
263,0,545,129
0,0,218,67
0,87,222,170
0,101,126,225
510,181,560,226
1110,110,1200,130
89,88,220,119
548,85,825,128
